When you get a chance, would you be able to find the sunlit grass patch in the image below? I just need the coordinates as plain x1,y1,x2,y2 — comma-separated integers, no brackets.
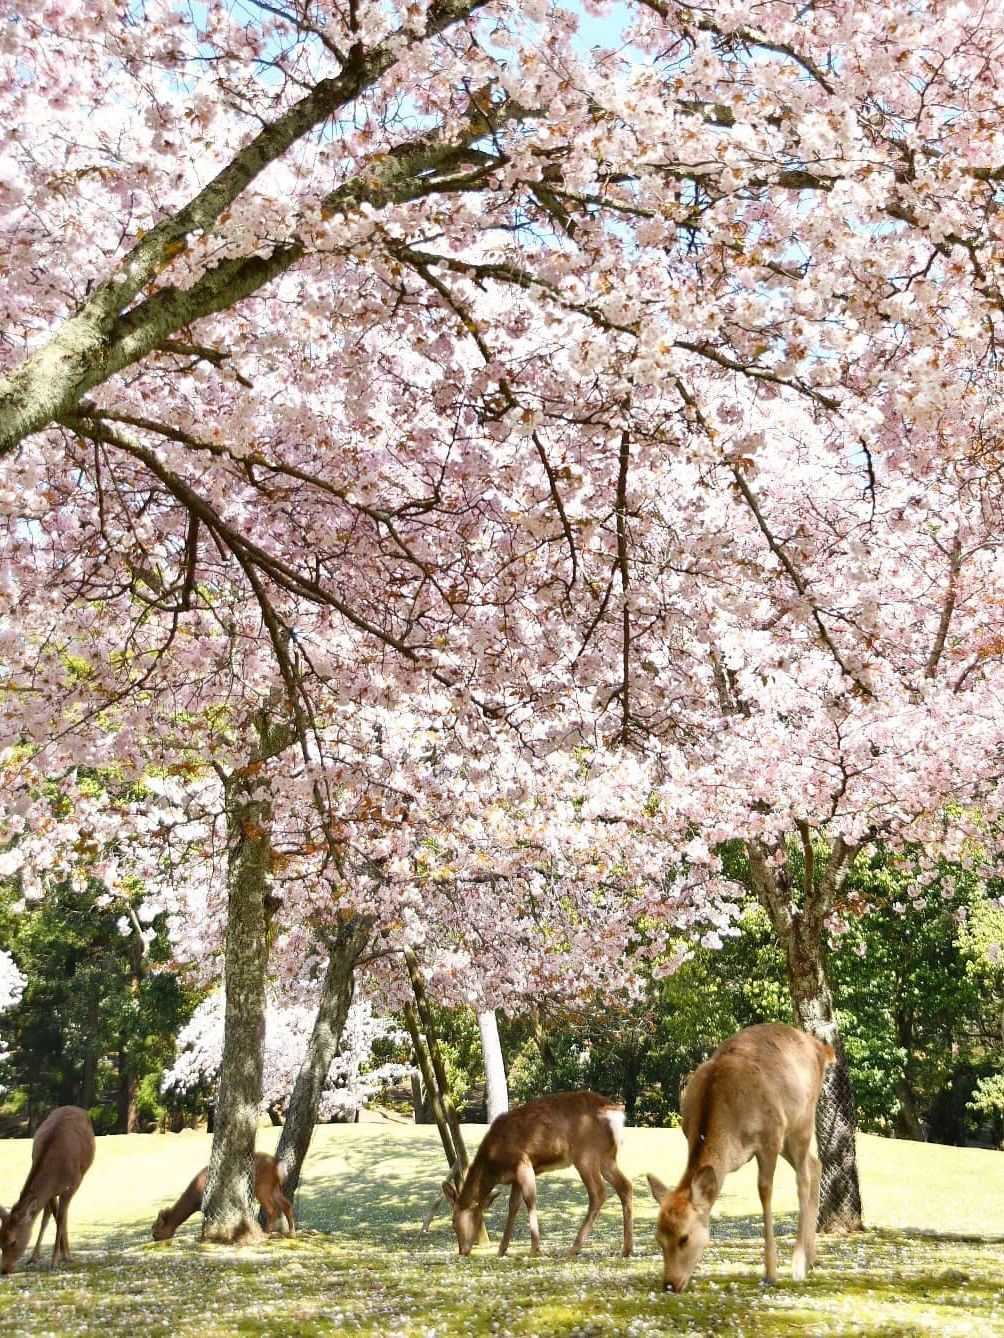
0,1122,1001,1335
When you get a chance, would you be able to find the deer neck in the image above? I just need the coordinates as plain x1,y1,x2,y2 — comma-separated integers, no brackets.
14,1157,63,1217
678,1131,730,1217
460,1157,495,1211
165,1176,206,1229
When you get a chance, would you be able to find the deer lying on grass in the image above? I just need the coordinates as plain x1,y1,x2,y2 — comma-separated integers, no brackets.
443,1090,633,1257
152,1152,294,1240
0,1105,96,1274
647,1023,834,1293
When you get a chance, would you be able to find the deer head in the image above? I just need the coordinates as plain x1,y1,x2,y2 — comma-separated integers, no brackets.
151,1209,174,1242
0,1197,37,1275
647,1168,716,1292
441,1180,481,1256
441,1180,502,1255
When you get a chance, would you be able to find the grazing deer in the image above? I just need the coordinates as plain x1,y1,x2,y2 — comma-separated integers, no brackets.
647,1023,834,1293
0,1105,95,1274
442,1090,633,1257
152,1152,294,1240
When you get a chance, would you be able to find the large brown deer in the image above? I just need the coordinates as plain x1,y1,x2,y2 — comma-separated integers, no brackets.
152,1152,294,1240
0,1105,95,1274
647,1023,834,1292
442,1090,633,1257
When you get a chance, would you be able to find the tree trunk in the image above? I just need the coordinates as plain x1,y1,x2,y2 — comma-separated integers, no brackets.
622,1041,642,1123
404,950,469,1173
894,1079,926,1141
271,915,371,1205
785,918,864,1233
478,1010,508,1124
117,1056,140,1133
201,710,289,1244
531,1009,558,1071
403,1002,460,1172
81,1049,96,1110
411,1071,434,1124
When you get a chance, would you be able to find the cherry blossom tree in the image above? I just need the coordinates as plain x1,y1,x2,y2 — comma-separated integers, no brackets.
5,0,1004,1241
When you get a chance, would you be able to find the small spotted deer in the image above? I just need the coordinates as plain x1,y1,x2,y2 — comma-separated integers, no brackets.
647,1023,834,1292
152,1152,294,1239
442,1090,633,1258
0,1105,96,1274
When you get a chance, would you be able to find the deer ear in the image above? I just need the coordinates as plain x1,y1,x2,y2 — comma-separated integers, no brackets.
442,1181,458,1204
0,1206,8,1225
691,1165,718,1211
646,1173,669,1204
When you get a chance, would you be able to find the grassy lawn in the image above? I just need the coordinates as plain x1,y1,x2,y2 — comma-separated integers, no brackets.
0,1120,1002,1336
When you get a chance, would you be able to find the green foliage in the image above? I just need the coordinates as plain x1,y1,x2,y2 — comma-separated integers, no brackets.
0,876,198,1133
829,851,1002,1141
969,1073,1004,1124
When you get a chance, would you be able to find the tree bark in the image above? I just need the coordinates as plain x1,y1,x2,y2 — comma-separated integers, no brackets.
894,1078,926,1141
117,1056,140,1134
81,1048,97,1110
201,709,290,1244
403,1003,460,1172
478,1010,508,1124
785,918,864,1233
270,915,371,1205
403,950,469,1173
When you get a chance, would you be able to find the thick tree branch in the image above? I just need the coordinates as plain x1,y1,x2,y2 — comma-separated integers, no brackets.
925,535,963,680
0,0,495,455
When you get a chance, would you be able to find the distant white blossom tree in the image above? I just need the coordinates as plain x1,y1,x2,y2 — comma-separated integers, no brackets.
0,949,26,1094
163,990,407,1126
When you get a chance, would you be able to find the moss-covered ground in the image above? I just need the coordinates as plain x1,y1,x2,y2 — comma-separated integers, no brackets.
0,1120,1001,1336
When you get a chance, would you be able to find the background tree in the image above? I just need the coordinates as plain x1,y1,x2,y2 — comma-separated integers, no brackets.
0,874,193,1133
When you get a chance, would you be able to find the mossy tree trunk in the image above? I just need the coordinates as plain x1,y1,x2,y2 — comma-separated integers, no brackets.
202,707,290,1244
270,914,371,1208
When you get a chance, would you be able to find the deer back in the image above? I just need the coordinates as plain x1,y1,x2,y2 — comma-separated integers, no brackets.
474,1090,623,1188
252,1152,282,1201
697,1024,832,1153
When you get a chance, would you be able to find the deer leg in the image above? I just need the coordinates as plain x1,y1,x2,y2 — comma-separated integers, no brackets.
513,1162,541,1256
31,1199,56,1263
279,1192,295,1237
783,1135,817,1281
791,1149,820,1279
755,1149,779,1283
805,1154,820,1270
52,1194,70,1267
498,1183,522,1257
570,1160,606,1256
601,1160,634,1257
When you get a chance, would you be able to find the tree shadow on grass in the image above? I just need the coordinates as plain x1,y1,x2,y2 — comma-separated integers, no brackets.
294,1137,641,1254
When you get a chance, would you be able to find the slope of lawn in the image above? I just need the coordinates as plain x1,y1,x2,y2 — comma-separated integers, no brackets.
0,1119,1002,1336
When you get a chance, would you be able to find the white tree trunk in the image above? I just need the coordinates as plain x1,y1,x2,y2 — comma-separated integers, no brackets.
478,1010,508,1123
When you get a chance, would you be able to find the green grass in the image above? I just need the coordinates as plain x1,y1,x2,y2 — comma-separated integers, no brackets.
1,1121,1002,1336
